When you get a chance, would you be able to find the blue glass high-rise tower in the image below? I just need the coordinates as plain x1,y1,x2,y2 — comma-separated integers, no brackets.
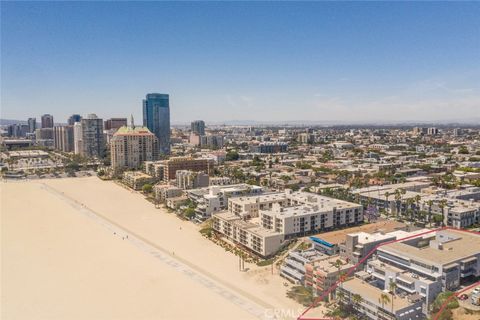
142,93,171,154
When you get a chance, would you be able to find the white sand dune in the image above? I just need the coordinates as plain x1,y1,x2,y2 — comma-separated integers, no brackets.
1,178,303,320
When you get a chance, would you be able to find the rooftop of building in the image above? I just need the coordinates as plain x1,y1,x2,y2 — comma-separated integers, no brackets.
349,231,396,244
379,229,480,266
341,278,413,312
214,211,282,238
309,220,406,245
114,125,154,136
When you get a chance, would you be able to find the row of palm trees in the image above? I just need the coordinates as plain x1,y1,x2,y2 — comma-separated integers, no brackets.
383,190,448,227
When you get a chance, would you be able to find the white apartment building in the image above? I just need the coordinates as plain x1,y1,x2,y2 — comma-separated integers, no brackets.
153,184,183,203
213,190,363,256
212,211,284,257
73,122,82,155
187,184,263,221
357,229,480,316
175,170,209,190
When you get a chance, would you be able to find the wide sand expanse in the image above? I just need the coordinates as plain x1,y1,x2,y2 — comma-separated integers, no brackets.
1,180,262,320
1,177,303,320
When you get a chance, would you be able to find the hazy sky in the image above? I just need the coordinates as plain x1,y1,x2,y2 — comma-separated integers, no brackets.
1,2,479,124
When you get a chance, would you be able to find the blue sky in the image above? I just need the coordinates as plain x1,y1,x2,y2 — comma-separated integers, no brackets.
1,1,479,124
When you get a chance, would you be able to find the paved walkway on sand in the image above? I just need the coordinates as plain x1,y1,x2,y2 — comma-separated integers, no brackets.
40,182,274,320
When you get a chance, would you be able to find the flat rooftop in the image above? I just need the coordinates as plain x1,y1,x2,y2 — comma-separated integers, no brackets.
342,278,412,312
309,220,406,245
379,229,480,266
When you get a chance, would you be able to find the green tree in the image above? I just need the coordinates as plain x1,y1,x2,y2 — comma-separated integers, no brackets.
226,150,239,161
142,183,153,194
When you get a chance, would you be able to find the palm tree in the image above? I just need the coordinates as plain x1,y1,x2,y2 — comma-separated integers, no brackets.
336,289,345,304
414,194,421,222
427,200,434,226
394,189,402,218
388,280,397,313
384,191,390,217
352,293,363,311
378,293,390,311
406,198,415,221
439,199,448,227
334,259,344,288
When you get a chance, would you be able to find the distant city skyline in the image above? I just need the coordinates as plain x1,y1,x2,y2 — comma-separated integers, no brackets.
2,2,479,123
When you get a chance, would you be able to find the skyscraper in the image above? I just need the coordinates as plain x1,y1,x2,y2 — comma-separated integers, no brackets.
53,125,74,152
143,93,170,154
73,122,83,155
80,114,105,158
191,120,206,135
68,114,82,125
27,118,37,133
41,114,54,128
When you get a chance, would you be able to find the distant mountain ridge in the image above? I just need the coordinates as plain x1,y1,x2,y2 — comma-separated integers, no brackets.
2,118,479,127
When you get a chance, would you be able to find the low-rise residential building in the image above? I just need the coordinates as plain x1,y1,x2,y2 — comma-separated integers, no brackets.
280,249,324,284
154,184,183,203
337,277,424,320
213,190,363,256
175,170,209,190
144,161,165,179
212,211,284,257
188,184,263,220
209,176,232,186
250,141,288,154
122,171,155,190
305,256,354,298
164,157,211,181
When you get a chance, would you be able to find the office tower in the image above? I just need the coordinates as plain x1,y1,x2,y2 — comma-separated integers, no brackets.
35,128,54,140
73,122,83,155
110,117,159,170
142,93,170,154
68,114,82,125
80,114,104,158
41,114,54,128
27,118,37,133
7,124,29,137
191,120,206,135
104,118,128,130
53,125,74,152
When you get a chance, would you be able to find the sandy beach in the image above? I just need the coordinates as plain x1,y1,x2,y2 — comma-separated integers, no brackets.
1,177,303,320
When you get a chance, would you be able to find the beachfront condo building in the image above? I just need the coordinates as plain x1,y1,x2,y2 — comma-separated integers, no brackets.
80,114,105,159
143,93,170,154
212,190,364,257
53,125,74,152
110,124,159,171
187,184,263,221
73,122,82,155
